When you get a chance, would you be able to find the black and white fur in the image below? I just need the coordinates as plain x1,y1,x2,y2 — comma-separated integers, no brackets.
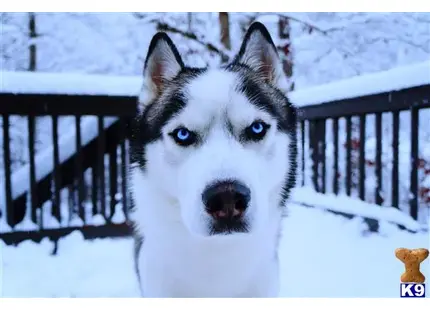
129,22,297,297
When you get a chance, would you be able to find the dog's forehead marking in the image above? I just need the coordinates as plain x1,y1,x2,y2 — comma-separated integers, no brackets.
185,69,237,108
181,69,270,128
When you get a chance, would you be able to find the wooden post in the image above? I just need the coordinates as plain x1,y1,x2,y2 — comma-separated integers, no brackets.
218,12,231,63
278,17,294,91
28,12,37,71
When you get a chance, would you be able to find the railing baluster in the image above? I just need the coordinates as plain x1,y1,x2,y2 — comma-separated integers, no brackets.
92,165,99,216
28,115,38,226
332,117,339,195
375,113,383,205
309,120,319,191
3,115,13,228
320,119,326,194
52,115,61,223
75,115,85,223
346,116,352,196
109,143,118,222
392,111,400,208
410,107,419,220
359,114,366,200
68,184,75,223
98,116,106,221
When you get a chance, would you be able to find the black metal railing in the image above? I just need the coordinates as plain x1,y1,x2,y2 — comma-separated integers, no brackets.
1,83,429,245
0,93,137,244
296,84,430,221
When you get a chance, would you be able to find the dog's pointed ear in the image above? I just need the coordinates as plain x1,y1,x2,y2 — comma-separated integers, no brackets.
139,32,184,108
235,22,288,92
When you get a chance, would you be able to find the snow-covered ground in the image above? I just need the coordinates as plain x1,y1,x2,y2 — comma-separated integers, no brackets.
1,198,428,298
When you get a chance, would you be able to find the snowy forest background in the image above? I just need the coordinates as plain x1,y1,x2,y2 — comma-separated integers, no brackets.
1,12,430,226
2,13,429,86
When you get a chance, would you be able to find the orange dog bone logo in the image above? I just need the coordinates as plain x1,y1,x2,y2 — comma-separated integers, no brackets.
395,248,429,283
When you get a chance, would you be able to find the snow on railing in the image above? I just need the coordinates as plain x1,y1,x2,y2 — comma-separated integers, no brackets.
288,60,430,107
1,70,141,96
290,187,423,232
2,60,429,103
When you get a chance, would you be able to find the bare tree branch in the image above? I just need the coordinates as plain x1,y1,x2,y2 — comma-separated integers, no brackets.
156,22,230,60
365,36,430,53
132,12,160,24
133,13,231,61
248,12,429,75
314,47,334,63
248,13,331,35
246,13,357,59
403,12,430,24
132,12,428,77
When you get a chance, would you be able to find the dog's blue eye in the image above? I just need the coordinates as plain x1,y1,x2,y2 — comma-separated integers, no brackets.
251,122,264,134
177,128,190,140
169,127,196,146
244,121,270,141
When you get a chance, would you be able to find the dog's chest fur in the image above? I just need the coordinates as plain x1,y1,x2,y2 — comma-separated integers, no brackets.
138,218,281,297
132,171,282,297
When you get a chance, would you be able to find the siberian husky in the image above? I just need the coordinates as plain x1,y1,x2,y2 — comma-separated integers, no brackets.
129,22,297,297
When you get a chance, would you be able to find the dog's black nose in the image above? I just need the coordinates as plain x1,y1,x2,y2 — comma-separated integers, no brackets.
202,180,251,220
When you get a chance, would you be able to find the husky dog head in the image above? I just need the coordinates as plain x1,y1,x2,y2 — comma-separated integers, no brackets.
130,22,297,237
